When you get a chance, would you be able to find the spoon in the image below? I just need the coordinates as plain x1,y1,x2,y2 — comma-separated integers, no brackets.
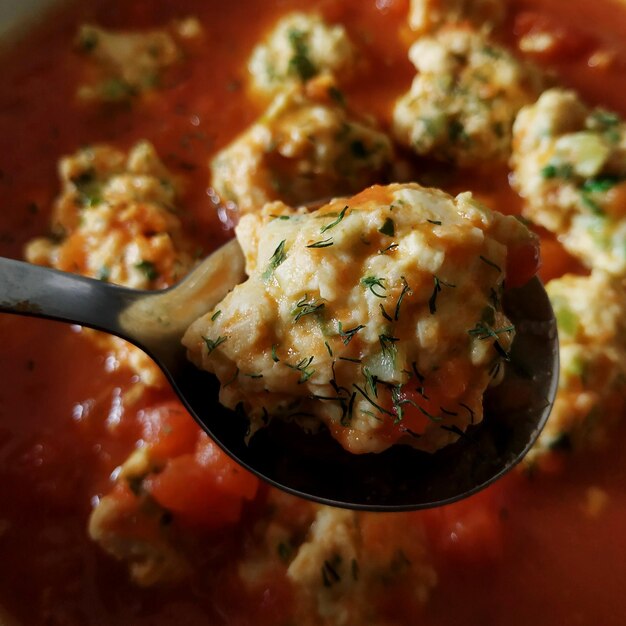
0,241,558,511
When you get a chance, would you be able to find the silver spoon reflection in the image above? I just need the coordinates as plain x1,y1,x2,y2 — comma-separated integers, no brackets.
0,240,558,510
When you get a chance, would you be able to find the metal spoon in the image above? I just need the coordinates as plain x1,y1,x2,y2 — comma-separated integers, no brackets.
0,242,558,511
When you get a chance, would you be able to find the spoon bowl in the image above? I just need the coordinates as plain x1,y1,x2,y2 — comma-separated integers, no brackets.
0,242,558,510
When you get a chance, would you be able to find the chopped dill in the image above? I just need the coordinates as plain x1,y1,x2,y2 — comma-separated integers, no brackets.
479,255,501,273
306,237,334,249
353,383,394,417
263,240,287,280
379,334,399,356
203,335,227,355
363,367,379,398
286,355,315,383
293,294,326,322
395,276,412,320
338,321,366,345
380,303,393,321
321,205,348,233
271,344,280,363
361,276,387,298
428,276,455,314
379,242,399,255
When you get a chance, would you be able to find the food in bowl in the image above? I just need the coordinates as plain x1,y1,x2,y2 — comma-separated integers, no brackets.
2,0,626,624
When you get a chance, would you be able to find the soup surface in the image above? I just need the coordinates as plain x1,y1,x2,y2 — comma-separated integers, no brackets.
2,0,626,624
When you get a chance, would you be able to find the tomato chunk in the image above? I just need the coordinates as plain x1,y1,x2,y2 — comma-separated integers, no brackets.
139,402,200,460
145,435,259,529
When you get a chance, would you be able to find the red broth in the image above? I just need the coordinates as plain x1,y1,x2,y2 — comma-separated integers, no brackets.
2,0,626,624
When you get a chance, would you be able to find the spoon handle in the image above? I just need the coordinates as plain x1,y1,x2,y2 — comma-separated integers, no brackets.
0,256,139,340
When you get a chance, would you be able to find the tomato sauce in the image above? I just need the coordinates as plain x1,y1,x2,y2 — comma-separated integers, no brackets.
2,0,626,624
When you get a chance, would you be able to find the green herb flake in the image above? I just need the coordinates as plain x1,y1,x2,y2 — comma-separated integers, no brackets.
340,356,362,363
340,391,356,427
306,237,334,249
263,240,287,280
379,303,393,322
286,356,315,384
379,334,399,356
468,322,515,340
580,193,604,215
271,344,280,363
203,335,227,355
582,176,621,194
135,260,159,281
97,265,111,282
541,162,574,180
211,310,222,322
379,217,395,237
379,242,399,255
324,341,333,357
293,294,326,322
361,276,387,298
428,276,455,315
353,383,394,417
288,29,317,82
363,367,379,398
321,205,348,233
395,276,412,321
338,322,366,345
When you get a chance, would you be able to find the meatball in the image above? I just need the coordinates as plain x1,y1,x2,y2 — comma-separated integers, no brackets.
184,183,538,454
238,492,436,626
248,12,356,97
74,21,202,103
25,142,195,387
511,88,626,275
393,26,544,167
529,271,626,458
211,77,394,214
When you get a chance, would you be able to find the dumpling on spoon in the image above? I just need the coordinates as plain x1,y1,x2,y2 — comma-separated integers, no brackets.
183,183,539,454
